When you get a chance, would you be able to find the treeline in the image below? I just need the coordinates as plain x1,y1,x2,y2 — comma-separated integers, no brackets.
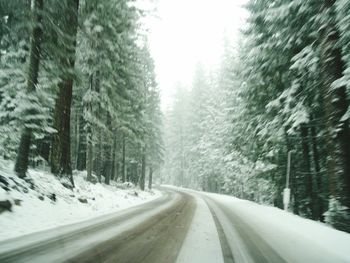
163,0,350,232
0,0,162,190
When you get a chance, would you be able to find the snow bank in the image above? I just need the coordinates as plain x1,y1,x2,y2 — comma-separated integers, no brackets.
206,192,350,263
0,159,161,241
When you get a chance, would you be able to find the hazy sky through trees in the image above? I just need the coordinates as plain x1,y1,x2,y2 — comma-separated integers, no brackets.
146,0,248,109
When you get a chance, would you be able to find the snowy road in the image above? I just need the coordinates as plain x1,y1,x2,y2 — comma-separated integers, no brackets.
203,195,285,263
0,189,195,263
1,187,350,263
183,188,350,263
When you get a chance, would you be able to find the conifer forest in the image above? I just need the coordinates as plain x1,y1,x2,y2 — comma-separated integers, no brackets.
0,0,162,191
1,1,350,254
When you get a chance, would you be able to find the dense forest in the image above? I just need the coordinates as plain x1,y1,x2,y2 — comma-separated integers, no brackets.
0,0,162,190
162,0,350,232
1,0,350,234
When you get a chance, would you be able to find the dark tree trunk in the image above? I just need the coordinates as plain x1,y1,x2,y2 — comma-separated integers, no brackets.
51,79,74,177
86,135,93,182
130,162,138,185
76,107,86,171
96,127,102,183
115,162,119,181
104,113,112,185
148,166,153,190
51,0,79,188
36,136,51,163
310,121,324,221
92,71,102,183
15,0,43,178
292,170,299,215
300,125,315,219
86,74,93,182
140,151,146,191
15,131,32,178
122,135,126,183
72,108,79,169
110,135,117,181
336,93,350,209
70,109,79,169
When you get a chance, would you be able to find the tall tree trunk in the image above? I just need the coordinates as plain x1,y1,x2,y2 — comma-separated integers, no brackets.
110,135,117,181
73,108,79,169
96,127,102,183
15,0,43,178
310,120,323,221
300,125,315,219
115,162,119,182
122,135,126,182
51,80,74,178
292,169,299,215
36,135,50,163
51,0,79,188
320,0,350,209
86,74,93,182
76,106,86,171
104,113,112,185
94,71,102,183
86,134,93,182
131,162,138,184
148,166,153,190
140,150,146,190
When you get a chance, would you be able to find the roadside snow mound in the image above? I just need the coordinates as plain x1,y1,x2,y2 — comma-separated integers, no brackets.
0,159,161,241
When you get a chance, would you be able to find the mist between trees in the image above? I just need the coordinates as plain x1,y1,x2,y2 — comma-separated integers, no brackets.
161,0,350,233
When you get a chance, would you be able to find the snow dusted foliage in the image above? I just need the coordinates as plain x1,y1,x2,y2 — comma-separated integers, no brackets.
0,2,28,159
69,0,163,185
0,2,53,161
162,45,276,204
325,197,350,233
233,0,350,231
0,0,162,189
0,50,26,159
336,0,350,109
163,0,350,232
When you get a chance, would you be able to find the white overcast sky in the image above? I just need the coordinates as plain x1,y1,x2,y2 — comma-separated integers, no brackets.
142,0,248,109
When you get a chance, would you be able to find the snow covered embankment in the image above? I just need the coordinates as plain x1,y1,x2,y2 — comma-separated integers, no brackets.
0,160,161,241
206,192,350,263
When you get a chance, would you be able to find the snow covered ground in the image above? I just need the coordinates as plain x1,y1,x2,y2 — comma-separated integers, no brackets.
168,186,350,263
204,192,350,263
0,159,161,241
2,172,350,262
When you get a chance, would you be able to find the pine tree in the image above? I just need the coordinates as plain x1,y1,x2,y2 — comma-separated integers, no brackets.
319,0,350,230
14,0,44,178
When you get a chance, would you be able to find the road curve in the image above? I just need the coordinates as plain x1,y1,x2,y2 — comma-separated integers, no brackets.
0,189,195,263
203,195,286,263
0,187,342,263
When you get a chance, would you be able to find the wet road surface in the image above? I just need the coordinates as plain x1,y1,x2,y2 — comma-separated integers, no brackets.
0,189,195,263
0,187,331,263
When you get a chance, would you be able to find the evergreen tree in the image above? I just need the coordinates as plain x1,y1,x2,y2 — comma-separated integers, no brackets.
14,0,44,178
